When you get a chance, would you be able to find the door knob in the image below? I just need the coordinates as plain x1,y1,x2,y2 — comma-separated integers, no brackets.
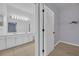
53,32,55,34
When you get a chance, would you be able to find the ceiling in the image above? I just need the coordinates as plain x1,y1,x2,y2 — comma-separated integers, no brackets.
55,3,79,9
7,3,35,14
7,3,79,14
45,3,79,11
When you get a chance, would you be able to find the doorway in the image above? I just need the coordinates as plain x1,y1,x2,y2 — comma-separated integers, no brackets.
0,3,40,56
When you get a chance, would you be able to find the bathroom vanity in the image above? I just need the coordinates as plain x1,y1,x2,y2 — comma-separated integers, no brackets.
0,32,34,50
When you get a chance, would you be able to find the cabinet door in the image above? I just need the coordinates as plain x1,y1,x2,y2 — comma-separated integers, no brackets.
16,35,24,46
0,36,6,50
27,33,33,42
6,36,16,48
22,34,28,43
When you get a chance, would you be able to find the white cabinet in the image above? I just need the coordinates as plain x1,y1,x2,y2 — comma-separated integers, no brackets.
15,34,29,46
0,36,6,50
27,33,33,42
22,34,28,43
0,33,34,50
6,36,16,48
16,35,24,46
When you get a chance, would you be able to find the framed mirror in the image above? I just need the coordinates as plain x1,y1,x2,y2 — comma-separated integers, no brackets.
8,22,17,32
0,15,3,26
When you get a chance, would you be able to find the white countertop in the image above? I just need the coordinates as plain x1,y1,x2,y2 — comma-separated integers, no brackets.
0,32,25,36
0,32,33,36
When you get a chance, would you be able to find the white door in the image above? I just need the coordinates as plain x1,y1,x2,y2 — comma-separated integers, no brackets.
44,5,54,56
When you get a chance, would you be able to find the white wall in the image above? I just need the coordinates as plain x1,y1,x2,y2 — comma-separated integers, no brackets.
7,5,31,33
0,4,35,35
7,4,36,35
0,4,4,34
59,4,79,45
0,4,7,35
45,3,79,46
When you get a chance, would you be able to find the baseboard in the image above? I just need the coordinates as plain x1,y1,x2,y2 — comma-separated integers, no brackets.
54,40,61,47
60,40,79,47
54,40,79,47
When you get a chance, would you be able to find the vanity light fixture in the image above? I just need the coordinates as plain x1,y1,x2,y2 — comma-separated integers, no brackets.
10,15,29,21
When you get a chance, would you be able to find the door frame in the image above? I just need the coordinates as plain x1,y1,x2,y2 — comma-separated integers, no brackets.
35,3,45,56
34,3,41,56
35,3,55,56
39,3,45,56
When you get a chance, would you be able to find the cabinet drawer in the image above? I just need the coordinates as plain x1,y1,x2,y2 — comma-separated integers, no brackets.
0,36,5,40
6,36,16,48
